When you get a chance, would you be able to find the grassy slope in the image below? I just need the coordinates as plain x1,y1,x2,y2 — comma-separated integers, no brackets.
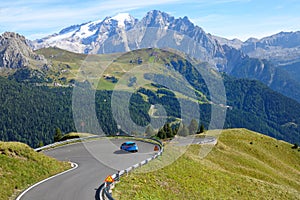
114,129,300,199
0,142,70,200
37,47,204,101
36,47,122,86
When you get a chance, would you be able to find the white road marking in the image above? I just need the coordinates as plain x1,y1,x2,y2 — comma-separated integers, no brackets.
16,162,78,200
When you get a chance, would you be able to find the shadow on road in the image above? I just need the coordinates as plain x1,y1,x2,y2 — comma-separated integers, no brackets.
114,150,131,154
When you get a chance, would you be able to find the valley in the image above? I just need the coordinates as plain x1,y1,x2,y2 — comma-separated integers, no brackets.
0,6,300,200
0,46,300,147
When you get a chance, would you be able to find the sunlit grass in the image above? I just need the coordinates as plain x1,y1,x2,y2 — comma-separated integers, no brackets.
0,142,71,200
114,129,300,199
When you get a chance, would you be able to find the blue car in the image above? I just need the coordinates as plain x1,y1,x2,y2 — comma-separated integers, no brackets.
120,141,138,153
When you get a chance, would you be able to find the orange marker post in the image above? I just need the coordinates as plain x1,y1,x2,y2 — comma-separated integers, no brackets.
105,175,114,183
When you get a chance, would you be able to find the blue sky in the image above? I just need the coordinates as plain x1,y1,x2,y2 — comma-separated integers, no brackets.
1,0,300,41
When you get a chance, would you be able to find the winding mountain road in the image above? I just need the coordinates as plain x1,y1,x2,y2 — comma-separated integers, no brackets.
173,136,217,146
19,138,157,200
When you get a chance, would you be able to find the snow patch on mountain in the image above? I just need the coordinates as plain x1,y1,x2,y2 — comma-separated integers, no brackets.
31,10,227,69
111,13,132,28
73,21,99,39
31,13,137,53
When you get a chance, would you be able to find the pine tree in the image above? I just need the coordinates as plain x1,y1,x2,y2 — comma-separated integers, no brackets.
38,140,44,147
157,128,167,139
164,123,174,138
173,125,179,136
198,124,205,134
54,128,63,142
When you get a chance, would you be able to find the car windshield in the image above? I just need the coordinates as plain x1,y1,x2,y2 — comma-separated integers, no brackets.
124,142,136,146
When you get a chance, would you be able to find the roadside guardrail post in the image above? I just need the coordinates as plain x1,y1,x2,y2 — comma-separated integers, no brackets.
115,171,120,182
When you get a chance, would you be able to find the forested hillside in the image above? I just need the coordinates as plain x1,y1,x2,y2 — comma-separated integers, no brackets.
1,48,300,147
224,76,300,143
0,77,75,147
0,78,151,147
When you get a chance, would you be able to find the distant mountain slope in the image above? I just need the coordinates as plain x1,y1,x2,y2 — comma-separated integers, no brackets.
38,47,300,144
239,31,300,95
33,13,138,54
215,31,300,66
215,32,300,102
241,31,300,64
223,45,300,103
281,60,300,83
224,76,300,143
2,47,300,146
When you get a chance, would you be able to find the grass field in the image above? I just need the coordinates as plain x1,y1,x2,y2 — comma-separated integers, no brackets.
0,142,71,200
37,47,208,104
36,47,120,86
114,129,300,199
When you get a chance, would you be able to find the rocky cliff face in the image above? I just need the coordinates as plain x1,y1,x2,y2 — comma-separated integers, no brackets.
214,31,300,103
0,32,47,69
241,31,300,65
215,31,300,66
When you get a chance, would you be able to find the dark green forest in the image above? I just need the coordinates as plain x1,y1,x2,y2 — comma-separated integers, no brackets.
0,77,74,147
1,72,300,148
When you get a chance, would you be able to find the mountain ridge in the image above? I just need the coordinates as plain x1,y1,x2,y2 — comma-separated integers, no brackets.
29,10,300,103
31,10,226,68
4,10,300,104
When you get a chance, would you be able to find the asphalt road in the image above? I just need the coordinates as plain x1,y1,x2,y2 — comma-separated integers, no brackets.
19,138,157,200
172,136,217,146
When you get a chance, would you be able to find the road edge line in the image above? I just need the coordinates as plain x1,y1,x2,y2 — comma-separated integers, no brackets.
15,162,78,200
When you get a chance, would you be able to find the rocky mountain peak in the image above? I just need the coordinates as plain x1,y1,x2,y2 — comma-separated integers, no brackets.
259,31,300,48
244,37,259,43
2,32,27,43
0,32,47,69
31,10,227,69
110,13,136,27
141,10,175,27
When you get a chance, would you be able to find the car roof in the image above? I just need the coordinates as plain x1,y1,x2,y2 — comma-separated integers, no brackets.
123,141,136,145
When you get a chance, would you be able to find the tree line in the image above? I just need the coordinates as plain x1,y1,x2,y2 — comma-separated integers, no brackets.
154,119,206,140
